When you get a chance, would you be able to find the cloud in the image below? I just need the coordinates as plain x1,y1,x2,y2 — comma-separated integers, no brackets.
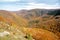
0,2,60,11
21,3,60,10
0,5,20,11
0,0,20,2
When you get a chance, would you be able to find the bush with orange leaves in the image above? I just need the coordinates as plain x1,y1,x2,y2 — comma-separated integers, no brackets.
23,27,59,40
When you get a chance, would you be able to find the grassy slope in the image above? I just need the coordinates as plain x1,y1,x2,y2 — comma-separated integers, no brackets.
0,11,60,40
23,27,59,40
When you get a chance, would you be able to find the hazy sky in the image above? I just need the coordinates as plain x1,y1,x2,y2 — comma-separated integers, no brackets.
0,0,60,11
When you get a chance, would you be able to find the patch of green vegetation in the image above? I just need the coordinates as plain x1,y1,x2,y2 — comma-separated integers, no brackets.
25,34,33,40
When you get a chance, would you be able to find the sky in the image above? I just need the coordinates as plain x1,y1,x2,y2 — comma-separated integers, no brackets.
0,0,60,11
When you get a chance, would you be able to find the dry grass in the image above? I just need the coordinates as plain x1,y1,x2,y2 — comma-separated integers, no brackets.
23,27,59,40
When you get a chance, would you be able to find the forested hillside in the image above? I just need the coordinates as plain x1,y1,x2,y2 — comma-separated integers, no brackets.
0,9,60,40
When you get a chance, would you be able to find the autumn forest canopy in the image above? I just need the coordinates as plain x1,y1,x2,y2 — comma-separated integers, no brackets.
0,9,60,40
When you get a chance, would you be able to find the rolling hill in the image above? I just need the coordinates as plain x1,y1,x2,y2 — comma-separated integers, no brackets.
0,10,28,27
0,9,60,40
14,9,60,19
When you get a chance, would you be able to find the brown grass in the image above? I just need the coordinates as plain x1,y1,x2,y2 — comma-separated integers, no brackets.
23,27,59,40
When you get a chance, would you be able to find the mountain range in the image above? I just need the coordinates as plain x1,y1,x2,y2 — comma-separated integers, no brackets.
0,9,60,40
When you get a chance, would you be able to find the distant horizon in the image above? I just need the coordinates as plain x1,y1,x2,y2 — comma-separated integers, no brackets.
0,8,60,11
0,0,60,11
